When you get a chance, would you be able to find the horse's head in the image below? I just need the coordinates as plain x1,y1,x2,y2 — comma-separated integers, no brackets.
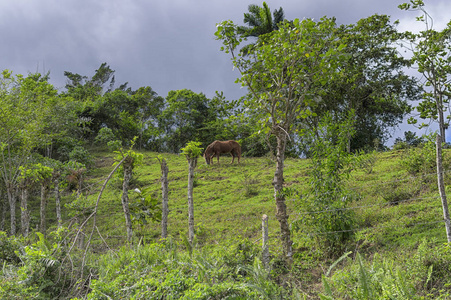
203,151,211,165
204,147,213,165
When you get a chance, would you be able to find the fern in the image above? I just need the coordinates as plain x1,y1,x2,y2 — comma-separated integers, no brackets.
320,275,334,299
357,253,372,300
326,251,352,277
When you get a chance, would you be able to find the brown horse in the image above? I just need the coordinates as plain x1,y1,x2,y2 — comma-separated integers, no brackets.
204,140,241,165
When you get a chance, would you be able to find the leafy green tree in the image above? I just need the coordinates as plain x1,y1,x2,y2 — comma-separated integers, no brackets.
100,86,164,149
129,86,165,150
64,62,116,101
311,14,419,152
160,89,218,153
18,157,64,236
63,63,122,140
64,63,165,148
216,17,347,263
0,70,57,235
18,164,37,237
400,0,451,143
393,131,425,149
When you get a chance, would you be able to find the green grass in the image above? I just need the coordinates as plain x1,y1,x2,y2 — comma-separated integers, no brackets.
5,147,451,298
66,148,450,257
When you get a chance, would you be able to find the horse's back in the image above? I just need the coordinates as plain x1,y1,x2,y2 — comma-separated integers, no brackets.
207,140,241,154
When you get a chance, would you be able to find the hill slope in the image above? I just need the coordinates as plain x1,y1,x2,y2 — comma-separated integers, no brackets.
83,149,449,252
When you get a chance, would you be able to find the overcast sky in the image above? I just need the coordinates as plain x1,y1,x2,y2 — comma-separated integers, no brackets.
1,0,450,142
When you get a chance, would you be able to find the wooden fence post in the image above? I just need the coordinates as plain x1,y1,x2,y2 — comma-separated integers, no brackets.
160,158,169,239
262,214,270,268
436,134,451,243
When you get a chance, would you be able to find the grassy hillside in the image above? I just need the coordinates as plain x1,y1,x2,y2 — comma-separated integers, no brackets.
3,147,451,299
83,149,449,251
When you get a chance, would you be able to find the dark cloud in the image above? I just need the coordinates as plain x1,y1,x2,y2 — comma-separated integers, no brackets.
0,0,449,142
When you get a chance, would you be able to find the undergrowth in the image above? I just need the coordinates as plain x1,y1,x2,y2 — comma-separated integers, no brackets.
2,147,451,298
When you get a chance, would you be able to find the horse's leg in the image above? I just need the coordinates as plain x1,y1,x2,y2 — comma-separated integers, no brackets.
217,153,220,164
232,149,241,164
230,152,235,164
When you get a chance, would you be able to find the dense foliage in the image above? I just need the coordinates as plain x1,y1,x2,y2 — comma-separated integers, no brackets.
1,1,451,298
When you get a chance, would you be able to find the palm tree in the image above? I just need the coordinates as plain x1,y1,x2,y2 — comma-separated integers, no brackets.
237,2,285,55
238,2,285,38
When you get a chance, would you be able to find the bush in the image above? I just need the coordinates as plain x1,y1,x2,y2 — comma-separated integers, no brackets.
0,230,79,299
400,144,435,176
242,172,259,197
69,145,94,168
322,240,451,299
294,112,358,257
82,238,279,299
0,232,22,264
94,127,116,146
399,134,450,177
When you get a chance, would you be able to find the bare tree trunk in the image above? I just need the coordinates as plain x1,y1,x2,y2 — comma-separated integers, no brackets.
121,158,133,243
20,186,30,237
273,132,293,265
436,90,446,144
54,178,62,228
7,186,16,236
262,214,270,269
78,223,85,249
187,158,197,244
436,135,451,242
0,189,5,231
40,184,50,234
77,171,84,198
160,158,169,239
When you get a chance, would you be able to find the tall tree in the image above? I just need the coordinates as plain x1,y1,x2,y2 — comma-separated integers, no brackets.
159,89,217,153
238,2,284,37
0,71,56,235
216,17,346,263
18,165,36,237
64,62,116,101
63,63,120,140
309,14,419,152
237,2,285,54
400,0,451,143
35,163,53,235
99,87,164,149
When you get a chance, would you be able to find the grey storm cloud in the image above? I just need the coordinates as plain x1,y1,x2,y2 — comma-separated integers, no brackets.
0,0,449,106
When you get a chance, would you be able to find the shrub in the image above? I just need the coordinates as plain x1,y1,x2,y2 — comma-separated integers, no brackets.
69,145,94,168
0,231,22,264
83,238,271,299
242,172,259,197
294,112,358,257
322,240,451,299
399,134,450,177
0,230,79,299
94,127,116,146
